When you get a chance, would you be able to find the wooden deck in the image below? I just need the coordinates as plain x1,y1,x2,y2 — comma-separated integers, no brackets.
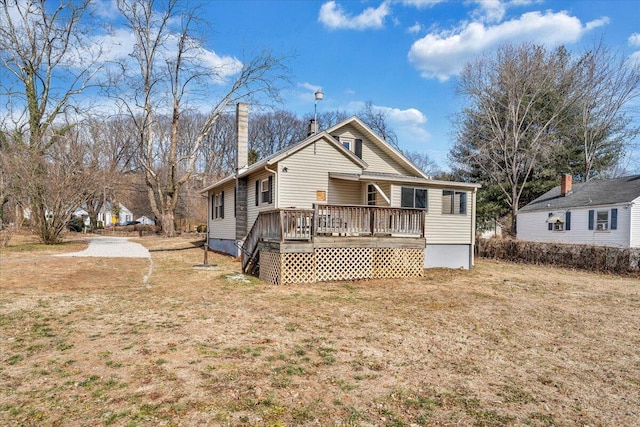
242,204,426,284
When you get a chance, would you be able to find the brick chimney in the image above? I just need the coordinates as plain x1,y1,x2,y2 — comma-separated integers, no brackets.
236,102,249,171
307,119,317,136
560,173,572,196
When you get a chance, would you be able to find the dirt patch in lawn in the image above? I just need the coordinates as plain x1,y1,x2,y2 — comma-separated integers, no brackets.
1,234,639,426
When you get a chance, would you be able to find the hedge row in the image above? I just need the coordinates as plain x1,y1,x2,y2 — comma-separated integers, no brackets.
477,238,640,274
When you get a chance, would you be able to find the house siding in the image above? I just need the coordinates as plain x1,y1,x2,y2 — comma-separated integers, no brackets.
628,197,639,248
517,205,632,247
390,185,473,245
248,170,278,228
331,124,412,176
278,139,363,209
328,179,362,205
208,180,236,240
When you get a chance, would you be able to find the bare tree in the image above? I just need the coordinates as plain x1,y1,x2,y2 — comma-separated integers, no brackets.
79,117,138,229
249,110,306,159
569,42,640,180
115,0,289,236
450,43,579,234
198,112,236,177
403,150,440,177
0,0,102,243
357,101,399,148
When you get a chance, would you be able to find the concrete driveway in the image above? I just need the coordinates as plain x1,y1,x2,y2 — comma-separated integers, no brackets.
57,236,150,258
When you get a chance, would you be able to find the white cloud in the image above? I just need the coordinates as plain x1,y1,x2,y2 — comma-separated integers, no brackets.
509,0,543,6
382,105,432,146
471,0,506,24
90,0,120,19
629,32,640,47
408,11,608,81
318,1,391,30
407,22,423,34
395,0,446,8
346,101,431,144
92,27,242,83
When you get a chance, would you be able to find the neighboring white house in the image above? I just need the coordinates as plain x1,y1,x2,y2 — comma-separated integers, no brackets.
517,174,640,248
136,215,155,225
74,202,134,227
201,103,481,276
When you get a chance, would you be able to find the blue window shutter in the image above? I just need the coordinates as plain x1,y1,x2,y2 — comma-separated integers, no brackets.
611,208,617,230
548,212,553,231
565,212,571,231
588,210,594,230
355,139,363,159
220,191,224,219
268,175,273,204
211,195,215,220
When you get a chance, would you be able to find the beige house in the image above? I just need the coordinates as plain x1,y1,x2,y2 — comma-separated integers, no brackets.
202,103,480,284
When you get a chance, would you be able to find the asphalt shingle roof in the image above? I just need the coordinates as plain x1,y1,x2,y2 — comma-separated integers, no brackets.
518,175,640,213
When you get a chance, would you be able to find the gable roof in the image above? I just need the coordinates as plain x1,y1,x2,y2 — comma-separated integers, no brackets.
201,116,428,193
519,175,640,213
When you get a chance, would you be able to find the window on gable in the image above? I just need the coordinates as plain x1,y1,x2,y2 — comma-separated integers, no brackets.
341,138,353,151
401,187,428,210
442,190,467,215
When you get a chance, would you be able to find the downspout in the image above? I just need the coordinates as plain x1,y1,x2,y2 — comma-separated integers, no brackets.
470,187,477,268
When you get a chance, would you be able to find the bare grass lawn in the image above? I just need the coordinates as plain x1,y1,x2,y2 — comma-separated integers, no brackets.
1,233,639,426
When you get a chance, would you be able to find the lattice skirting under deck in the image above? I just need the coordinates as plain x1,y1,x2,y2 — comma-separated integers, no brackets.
259,247,423,285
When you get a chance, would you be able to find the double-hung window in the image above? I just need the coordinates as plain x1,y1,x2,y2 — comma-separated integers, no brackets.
442,190,467,215
589,208,617,231
212,192,224,220
401,187,428,210
261,179,270,204
255,176,273,206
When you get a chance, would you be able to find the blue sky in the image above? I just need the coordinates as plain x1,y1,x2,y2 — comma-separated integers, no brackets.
94,0,640,171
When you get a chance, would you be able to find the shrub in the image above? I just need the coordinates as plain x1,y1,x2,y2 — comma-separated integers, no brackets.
477,238,639,274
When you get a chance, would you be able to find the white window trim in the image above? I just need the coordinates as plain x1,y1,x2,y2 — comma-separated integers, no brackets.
213,192,223,220
442,189,467,215
596,210,609,231
260,178,270,205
